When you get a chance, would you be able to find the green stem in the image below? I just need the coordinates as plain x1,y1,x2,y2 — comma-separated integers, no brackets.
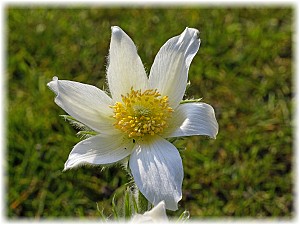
124,188,132,220
137,190,149,214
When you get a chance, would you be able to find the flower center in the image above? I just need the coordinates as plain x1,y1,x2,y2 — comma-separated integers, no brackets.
111,88,173,138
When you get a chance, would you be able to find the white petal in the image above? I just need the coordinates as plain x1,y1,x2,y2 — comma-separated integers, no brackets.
47,78,119,135
64,134,134,170
129,136,183,211
149,27,200,108
163,102,218,139
143,201,168,221
107,26,148,102
131,201,168,223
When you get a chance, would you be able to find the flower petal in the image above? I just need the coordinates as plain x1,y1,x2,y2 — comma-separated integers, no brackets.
129,136,183,211
131,201,168,223
107,26,148,102
149,27,200,108
163,102,218,139
64,134,134,170
47,77,118,135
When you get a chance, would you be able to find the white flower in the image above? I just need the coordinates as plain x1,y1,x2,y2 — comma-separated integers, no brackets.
47,26,218,211
131,201,168,223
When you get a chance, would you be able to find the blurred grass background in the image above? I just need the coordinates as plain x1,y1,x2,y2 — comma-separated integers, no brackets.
7,6,293,219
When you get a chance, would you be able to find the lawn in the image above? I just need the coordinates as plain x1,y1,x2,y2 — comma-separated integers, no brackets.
7,6,293,219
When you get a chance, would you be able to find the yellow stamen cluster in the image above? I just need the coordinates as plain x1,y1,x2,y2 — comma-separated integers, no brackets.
111,88,173,138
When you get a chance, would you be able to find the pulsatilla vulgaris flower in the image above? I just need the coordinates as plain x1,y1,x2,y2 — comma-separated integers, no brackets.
48,26,218,211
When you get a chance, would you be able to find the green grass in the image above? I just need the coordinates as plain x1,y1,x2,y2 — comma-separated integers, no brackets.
7,6,293,219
